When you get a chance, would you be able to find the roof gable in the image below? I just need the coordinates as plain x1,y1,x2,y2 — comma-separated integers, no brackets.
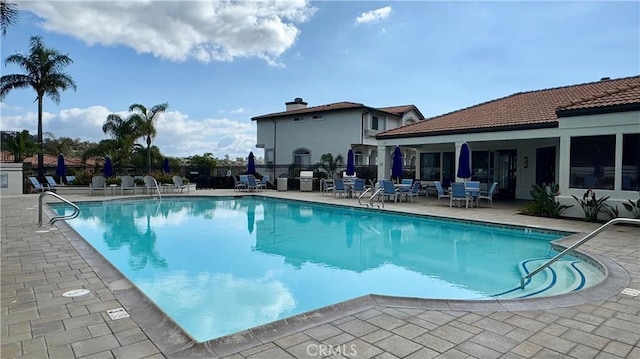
377,75,640,139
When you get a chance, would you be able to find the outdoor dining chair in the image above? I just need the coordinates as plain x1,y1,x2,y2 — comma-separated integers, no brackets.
450,182,472,208
478,182,499,207
433,181,450,206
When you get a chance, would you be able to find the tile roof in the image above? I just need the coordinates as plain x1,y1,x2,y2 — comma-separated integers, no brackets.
377,75,640,139
377,105,425,119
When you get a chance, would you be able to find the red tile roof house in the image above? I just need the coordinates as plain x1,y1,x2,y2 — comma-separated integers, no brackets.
375,75,640,219
252,97,424,177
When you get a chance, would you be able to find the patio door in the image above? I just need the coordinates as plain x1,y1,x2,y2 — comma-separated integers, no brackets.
495,150,517,199
536,146,556,185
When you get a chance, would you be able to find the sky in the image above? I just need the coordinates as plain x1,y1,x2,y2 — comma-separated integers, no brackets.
1,0,638,161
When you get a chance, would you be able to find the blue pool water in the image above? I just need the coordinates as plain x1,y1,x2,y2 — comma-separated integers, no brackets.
53,197,591,342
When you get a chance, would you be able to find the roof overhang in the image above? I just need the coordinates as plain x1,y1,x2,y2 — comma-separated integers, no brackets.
376,122,558,140
556,103,640,118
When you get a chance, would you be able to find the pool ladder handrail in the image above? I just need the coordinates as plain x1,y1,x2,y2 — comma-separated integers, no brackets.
520,217,640,289
39,191,80,226
357,187,372,206
150,178,162,199
357,187,382,208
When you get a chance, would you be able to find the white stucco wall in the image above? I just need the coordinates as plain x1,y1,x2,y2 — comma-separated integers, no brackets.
0,163,24,195
556,110,640,219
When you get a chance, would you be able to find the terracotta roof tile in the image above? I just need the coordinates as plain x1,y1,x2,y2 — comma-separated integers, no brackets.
377,75,640,138
377,105,425,119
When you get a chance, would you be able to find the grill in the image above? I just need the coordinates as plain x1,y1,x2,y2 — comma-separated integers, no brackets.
299,171,314,192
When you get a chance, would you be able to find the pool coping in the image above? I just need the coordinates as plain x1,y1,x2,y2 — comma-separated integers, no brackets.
47,196,631,358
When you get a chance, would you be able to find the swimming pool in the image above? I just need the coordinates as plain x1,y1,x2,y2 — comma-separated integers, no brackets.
53,196,603,342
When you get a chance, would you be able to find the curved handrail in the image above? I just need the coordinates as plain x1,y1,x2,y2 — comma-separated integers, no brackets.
369,188,383,209
520,217,640,289
39,191,80,226
358,187,372,206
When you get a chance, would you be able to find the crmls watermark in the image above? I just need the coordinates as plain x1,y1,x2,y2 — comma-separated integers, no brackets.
306,343,358,357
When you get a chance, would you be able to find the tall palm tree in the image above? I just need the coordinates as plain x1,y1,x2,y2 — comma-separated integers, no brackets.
128,102,168,172
0,36,76,181
0,0,18,37
319,153,344,178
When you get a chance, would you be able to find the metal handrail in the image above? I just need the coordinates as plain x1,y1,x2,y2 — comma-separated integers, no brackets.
369,188,383,208
358,187,372,206
149,178,162,199
520,217,640,289
39,191,80,226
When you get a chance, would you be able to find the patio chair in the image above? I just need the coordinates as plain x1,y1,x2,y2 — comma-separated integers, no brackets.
239,175,250,191
120,175,138,195
478,182,498,207
320,178,334,196
246,175,258,192
400,181,421,202
352,178,366,198
66,175,76,185
380,180,400,204
256,176,269,191
233,175,247,191
143,175,159,195
433,181,450,206
172,176,189,192
45,176,60,189
89,175,107,196
465,181,481,207
333,178,348,197
401,178,413,186
450,182,472,208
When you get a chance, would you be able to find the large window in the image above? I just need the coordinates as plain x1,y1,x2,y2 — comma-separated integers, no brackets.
371,115,386,131
354,150,364,166
293,148,311,166
420,153,440,181
622,133,640,191
471,151,489,183
570,135,615,190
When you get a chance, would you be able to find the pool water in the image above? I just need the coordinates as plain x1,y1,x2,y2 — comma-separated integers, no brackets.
53,197,599,342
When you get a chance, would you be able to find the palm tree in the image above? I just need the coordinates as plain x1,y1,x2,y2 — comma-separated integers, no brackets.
0,36,76,181
319,153,345,178
1,130,37,163
0,0,18,37
128,102,168,172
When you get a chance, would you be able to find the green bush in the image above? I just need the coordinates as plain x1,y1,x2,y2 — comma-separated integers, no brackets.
526,183,572,218
572,189,616,222
622,194,640,218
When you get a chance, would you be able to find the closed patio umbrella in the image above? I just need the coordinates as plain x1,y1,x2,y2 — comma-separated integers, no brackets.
392,146,403,183
457,143,471,181
163,158,170,174
247,151,256,175
56,154,66,184
346,149,355,176
104,157,113,177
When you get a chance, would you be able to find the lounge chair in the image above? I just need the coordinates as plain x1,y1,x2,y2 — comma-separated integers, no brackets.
478,182,498,207
450,182,471,208
66,175,76,185
89,175,107,196
239,175,250,191
433,181,450,206
28,176,54,193
333,178,348,197
143,175,159,195
45,176,60,189
320,178,334,196
120,175,138,195
172,176,189,192
380,180,400,204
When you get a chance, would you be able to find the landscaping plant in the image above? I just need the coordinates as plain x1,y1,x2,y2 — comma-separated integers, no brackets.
572,189,616,222
526,183,572,218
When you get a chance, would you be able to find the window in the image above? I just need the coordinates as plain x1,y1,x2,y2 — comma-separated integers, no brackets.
265,149,274,166
420,153,440,181
371,116,379,130
371,115,386,131
293,117,304,122
471,151,489,183
622,133,640,191
570,135,615,190
354,150,364,166
311,114,324,120
293,148,311,166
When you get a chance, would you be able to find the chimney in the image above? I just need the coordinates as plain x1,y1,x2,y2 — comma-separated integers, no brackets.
285,97,308,111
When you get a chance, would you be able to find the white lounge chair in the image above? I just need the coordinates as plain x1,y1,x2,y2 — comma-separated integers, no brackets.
143,175,159,195
120,175,138,195
172,176,189,192
28,176,54,193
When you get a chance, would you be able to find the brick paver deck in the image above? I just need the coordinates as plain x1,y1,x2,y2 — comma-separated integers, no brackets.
2,190,638,358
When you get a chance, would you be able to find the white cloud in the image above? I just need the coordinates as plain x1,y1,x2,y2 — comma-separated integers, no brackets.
22,0,316,65
0,105,258,159
355,6,392,25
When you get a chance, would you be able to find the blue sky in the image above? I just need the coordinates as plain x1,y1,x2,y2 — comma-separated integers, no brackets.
1,1,638,160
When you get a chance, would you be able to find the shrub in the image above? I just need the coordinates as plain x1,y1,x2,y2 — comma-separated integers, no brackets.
622,192,640,218
527,183,572,218
572,189,616,222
